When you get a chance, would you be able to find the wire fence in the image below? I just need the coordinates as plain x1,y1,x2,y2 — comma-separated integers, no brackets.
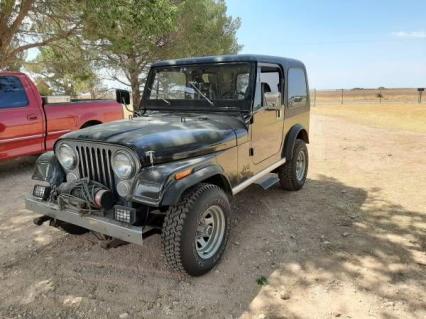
310,88,425,106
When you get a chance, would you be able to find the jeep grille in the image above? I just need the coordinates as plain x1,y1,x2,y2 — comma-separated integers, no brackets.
75,144,115,189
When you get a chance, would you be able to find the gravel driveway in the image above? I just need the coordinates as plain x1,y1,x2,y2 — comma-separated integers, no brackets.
0,110,425,319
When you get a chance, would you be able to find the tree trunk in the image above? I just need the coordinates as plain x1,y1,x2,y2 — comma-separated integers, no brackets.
0,0,34,69
130,72,141,110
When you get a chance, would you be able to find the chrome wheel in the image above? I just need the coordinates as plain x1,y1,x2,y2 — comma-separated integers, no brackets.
195,205,225,260
295,150,306,181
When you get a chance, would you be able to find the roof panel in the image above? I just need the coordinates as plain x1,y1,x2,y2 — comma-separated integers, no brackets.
151,54,305,70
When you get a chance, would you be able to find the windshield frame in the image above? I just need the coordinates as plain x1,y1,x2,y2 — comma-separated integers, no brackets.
141,61,256,112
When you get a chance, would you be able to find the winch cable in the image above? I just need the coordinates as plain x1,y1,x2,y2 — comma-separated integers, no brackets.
57,178,109,214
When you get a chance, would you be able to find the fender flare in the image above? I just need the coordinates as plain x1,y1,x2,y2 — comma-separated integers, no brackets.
283,124,309,161
32,151,65,186
160,165,232,206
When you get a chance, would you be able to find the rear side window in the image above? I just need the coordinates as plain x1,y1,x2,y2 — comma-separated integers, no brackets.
288,68,307,108
0,76,29,109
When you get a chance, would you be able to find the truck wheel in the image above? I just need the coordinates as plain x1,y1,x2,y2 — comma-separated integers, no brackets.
161,183,231,276
278,139,308,191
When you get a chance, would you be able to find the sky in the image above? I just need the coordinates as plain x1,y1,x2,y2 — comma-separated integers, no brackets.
226,0,426,89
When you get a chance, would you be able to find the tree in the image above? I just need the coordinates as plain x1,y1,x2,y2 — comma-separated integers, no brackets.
0,0,82,70
82,0,177,107
83,0,241,108
163,0,241,58
34,78,51,96
27,38,102,97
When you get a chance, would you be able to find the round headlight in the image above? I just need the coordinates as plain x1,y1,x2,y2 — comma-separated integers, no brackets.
111,151,135,179
57,143,77,170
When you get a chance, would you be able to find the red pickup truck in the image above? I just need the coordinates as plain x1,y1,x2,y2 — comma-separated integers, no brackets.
0,72,124,161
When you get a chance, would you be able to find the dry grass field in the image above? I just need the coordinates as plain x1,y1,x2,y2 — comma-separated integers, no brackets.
312,88,426,133
0,100,425,319
313,88,423,105
314,104,426,133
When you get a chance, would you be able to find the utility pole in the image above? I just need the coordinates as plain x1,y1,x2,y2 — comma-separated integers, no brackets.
313,88,317,107
418,88,424,103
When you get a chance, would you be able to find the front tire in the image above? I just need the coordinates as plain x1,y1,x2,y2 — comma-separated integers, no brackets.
161,183,231,276
278,139,309,191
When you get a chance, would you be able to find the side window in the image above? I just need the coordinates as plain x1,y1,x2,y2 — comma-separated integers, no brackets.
0,76,29,109
288,68,307,108
255,65,282,110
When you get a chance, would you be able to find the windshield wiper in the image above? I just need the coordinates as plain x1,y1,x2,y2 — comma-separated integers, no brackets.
189,82,214,106
145,87,170,105
160,98,170,105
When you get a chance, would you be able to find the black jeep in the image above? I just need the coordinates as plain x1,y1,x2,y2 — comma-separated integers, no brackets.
26,55,310,276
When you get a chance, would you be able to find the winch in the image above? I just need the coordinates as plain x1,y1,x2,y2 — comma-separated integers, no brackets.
56,178,115,212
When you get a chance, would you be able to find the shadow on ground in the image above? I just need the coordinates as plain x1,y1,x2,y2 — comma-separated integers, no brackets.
0,175,424,318
0,156,37,178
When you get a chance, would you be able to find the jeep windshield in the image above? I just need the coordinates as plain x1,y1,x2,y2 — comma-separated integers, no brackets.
143,62,255,111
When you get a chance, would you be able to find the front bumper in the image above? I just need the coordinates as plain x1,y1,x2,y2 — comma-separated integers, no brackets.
25,195,144,245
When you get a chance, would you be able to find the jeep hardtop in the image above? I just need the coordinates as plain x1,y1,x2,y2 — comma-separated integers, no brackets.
26,54,310,276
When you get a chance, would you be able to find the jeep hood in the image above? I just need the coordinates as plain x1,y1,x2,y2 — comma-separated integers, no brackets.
61,112,247,164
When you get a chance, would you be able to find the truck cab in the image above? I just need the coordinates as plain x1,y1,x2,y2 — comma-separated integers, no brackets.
0,72,124,160
26,55,310,276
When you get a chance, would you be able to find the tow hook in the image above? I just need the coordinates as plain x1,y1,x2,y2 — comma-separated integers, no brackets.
33,215,52,226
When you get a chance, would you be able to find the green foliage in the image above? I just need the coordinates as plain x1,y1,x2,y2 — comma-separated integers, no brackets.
0,0,84,70
2,0,241,102
27,38,101,97
166,0,241,58
256,276,268,286
34,78,52,96
81,0,241,106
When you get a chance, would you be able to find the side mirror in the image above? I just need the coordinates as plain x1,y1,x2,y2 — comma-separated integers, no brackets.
116,89,130,105
263,92,281,109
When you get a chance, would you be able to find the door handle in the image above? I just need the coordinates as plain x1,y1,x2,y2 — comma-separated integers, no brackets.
265,107,281,118
276,109,281,118
27,114,38,120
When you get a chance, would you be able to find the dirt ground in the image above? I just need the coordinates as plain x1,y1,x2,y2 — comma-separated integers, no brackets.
0,107,425,319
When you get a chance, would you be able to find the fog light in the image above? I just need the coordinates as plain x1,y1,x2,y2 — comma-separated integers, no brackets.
66,172,78,182
33,185,51,200
114,206,136,224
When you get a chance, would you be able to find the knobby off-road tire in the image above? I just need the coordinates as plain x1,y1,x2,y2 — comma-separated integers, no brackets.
278,139,309,191
161,183,231,276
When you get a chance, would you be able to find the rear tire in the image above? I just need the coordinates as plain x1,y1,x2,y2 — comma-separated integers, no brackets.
278,139,308,191
161,183,231,276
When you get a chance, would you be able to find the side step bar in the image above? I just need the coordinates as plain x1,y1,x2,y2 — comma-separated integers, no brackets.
255,173,279,190
232,158,285,195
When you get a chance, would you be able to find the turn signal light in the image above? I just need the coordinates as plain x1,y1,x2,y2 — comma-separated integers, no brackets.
175,168,193,180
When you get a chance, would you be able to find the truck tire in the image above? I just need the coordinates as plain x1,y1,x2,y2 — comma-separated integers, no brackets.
161,183,231,276
278,139,308,191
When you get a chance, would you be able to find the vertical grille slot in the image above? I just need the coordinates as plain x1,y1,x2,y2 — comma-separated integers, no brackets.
75,144,115,189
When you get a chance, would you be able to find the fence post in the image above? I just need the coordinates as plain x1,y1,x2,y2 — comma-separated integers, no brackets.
418,88,424,103
341,89,344,104
313,88,316,107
